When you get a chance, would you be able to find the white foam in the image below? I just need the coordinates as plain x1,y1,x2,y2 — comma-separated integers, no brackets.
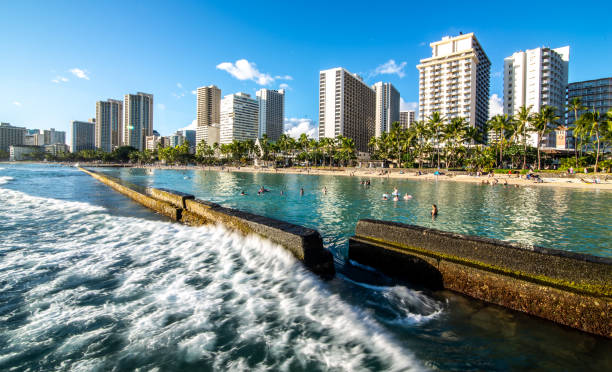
0,176,14,185
0,189,428,370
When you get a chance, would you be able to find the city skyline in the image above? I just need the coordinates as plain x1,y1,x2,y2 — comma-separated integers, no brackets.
1,1,612,145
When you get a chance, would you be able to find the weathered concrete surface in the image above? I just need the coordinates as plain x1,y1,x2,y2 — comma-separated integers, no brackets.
183,199,335,278
79,168,334,278
79,168,181,220
349,220,612,337
147,187,194,208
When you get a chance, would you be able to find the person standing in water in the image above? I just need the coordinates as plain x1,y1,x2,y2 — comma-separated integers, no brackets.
322,186,327,194
431,204,438,217
300,187,304,196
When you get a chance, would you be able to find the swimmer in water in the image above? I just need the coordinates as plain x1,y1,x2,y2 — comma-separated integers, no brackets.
392,187,399,196
393,195,399,201
280,190,284,195
240,191,246,195
300,187,304,196
382,193,389,200
322,186,327,194
431,204,438,217
403,193,412,200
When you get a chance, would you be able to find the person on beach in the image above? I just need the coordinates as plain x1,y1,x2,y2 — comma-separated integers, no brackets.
431,204,438,217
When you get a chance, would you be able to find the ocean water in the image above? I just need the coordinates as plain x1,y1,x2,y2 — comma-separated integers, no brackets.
1,163,611,371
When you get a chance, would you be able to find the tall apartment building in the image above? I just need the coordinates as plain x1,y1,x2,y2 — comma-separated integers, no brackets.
318,67,376,152
43,128,66,145
0,122,26,152
24,130,44,146
567,77,612,123
197,85,221,127
220,93,259,144
196,85,221,146
256,88,285,141
399,110,416,129
71,120,95,153
372,82,400,137
124,92,153,151
417,33,491,142
504,46,569,148
96,99,123,152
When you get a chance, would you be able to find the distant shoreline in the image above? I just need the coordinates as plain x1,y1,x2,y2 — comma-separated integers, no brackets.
3,161,611,190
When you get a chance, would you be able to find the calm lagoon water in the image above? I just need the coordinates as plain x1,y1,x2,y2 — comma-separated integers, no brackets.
1,163,611,371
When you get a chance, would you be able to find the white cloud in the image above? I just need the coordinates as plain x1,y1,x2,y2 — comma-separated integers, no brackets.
284,117,317,139
179,119,197,133
171,92,185,99
157,103,166,110
177,82,183,89
400,97,417,112
373,59,407,78
275,75,293,80
69,68,90,80
216,59,277,85
12,101,21,107
489,94,503,119
279,83,290,90
52,76,69,83
191,90,197,95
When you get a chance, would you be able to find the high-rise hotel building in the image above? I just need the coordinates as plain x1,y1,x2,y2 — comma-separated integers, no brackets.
196,85,221,146
71,120,95,153
318,67,376,152
417,33,490,142
372,82,400,137
123,92,153,151
96,99,123,152
220,93,259,144
399,111,416,129
256,88,285,141
504,46,569,148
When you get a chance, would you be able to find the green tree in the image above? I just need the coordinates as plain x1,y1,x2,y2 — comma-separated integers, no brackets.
427,112,445,169
532,106,559,170
566,97,585,165
514,105,533,169
581,109,604,172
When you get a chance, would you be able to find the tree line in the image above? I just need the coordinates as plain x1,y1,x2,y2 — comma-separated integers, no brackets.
16,99,611,172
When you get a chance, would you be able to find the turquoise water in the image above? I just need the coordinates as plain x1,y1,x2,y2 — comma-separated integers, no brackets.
1,163,611,371
98,166,612,259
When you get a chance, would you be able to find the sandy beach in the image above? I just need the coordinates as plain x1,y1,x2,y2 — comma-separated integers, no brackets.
122,164,612,191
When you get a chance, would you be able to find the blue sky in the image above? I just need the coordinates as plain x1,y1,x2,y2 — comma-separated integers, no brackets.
1,0,611,141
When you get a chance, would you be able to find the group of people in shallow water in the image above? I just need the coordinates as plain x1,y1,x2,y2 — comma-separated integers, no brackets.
382,187,413,202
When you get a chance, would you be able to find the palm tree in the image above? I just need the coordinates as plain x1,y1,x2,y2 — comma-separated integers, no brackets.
319,137,335,167
532,106,559,170
412,120,429,168
514,105,533,169
427,112,445,169
582,109,604,172
566,97,585,165
335,136,356,166
487,114,515,167
389,122,404,167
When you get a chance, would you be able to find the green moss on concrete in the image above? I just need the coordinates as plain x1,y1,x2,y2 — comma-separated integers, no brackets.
357,235,612,298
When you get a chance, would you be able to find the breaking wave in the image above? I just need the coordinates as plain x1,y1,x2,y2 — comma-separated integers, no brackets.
0,188,435,371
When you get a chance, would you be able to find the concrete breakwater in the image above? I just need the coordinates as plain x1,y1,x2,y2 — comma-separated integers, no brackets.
79,168,335,278
349,219,612,338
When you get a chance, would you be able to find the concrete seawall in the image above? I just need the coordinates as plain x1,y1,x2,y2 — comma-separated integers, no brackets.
79,168,334,278
349,219,612,338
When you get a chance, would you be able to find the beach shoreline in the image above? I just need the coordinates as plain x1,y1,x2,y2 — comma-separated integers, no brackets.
107,163,612,190
3,161,611,190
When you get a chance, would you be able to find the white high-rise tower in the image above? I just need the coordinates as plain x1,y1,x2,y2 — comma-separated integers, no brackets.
123,92,153,151
220,93,259,144
372,82,400,137
503,46,569,147
417,33,491,142
318,67,376,152
256,89,285,141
